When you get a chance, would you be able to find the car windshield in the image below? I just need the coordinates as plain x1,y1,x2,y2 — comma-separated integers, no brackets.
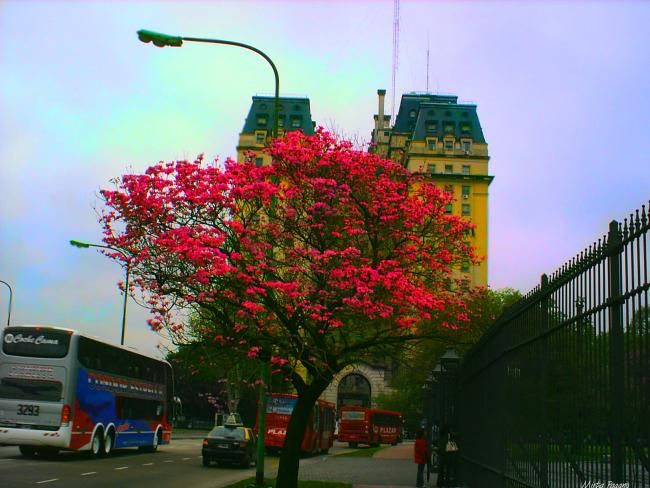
208,426,245,440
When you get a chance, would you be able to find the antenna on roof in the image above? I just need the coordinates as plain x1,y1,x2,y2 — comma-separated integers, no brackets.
391,0,400,122
426,32,430,93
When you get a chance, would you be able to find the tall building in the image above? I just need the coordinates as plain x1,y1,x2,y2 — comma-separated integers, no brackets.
236,95,316,165
370,90,493,287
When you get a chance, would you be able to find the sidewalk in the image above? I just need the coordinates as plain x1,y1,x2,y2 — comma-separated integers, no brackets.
296,441,437,488
353,441,438,488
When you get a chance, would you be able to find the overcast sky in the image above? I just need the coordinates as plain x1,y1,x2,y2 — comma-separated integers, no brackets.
1,0,649,358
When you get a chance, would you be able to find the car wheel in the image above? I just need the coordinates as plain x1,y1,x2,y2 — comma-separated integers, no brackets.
240,453,251,468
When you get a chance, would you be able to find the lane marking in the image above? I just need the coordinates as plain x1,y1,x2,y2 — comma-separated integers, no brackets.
114,466,129,471
36,479,59,484
80,472,97,476
163,460,174,463
182,457,190,461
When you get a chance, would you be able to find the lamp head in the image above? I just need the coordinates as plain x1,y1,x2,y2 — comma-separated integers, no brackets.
137,29,183,48
69,240,90,249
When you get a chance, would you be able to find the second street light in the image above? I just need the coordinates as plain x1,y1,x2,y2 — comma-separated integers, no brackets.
137,29,278,487
70,240,131,346
0,279,13,326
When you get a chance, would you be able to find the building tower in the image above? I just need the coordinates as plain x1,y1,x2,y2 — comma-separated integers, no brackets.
371,90,493,288
236,95,316,165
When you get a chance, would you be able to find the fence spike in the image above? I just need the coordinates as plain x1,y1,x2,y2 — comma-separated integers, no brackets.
642,204,648,228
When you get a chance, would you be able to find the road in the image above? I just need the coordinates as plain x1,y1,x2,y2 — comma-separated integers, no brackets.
0,438,357,488
0,438,270,488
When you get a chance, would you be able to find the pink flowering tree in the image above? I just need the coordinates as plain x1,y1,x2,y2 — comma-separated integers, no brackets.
99,129,477,488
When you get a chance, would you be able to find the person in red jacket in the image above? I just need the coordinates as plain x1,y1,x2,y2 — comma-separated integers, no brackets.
414,427,429,487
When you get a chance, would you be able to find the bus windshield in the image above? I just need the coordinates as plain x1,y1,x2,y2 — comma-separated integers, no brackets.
341,410,365,421
2,327,71,358
266,395,296,415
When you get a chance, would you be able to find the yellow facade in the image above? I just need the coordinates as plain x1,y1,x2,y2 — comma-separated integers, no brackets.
370,90,492,288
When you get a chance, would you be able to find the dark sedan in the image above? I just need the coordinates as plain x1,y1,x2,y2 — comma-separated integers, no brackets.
202,425,256,468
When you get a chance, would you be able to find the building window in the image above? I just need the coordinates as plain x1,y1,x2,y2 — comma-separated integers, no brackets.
278,117,285,128
255,132,265,144
462,165,471,175
255,157,264,167
427,139,437,151
426,163,436,174
384,131,390,136
256,114,268,126
462,140,472,153
461,260,470,272
444,140,454,151
462,185,471,199
445,203,453,214
462,203,471,216
409,109,417,118
444,184,453,194
460,123,472,134
290,115,302,128
445,165,453,174
426,121,437,133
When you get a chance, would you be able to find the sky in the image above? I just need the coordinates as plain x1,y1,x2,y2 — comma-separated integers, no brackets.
1,0,649,359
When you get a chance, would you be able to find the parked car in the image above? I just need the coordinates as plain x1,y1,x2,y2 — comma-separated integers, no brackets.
202,424,256,468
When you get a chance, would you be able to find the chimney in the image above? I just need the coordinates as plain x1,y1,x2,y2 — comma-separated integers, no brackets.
377,89,386,130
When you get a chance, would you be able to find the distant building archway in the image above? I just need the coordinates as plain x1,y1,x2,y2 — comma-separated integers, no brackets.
321,364,394,414
337,373,371,409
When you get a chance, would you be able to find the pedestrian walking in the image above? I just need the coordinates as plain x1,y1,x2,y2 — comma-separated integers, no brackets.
414,427,429,487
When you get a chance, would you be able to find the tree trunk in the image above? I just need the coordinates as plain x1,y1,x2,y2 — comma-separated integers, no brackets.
275,378,329,488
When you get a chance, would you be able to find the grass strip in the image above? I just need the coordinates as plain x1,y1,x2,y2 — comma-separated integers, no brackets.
333,445,387,457
221,479,352,488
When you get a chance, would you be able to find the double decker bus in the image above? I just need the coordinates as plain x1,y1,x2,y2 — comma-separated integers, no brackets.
260,393,335,455
0,325,174,457
338,406,402,447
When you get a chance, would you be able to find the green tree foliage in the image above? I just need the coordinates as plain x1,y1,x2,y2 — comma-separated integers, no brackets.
376,287,522,431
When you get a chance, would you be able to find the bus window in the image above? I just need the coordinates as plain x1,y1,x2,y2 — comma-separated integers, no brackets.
0,378,62,402
2,327,71,358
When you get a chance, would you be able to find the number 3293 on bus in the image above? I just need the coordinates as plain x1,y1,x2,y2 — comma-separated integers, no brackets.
17,404,40,416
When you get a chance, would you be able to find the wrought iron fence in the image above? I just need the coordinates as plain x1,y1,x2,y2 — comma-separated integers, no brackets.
458,203,650,488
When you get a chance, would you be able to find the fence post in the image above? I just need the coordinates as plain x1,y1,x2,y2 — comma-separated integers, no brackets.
607,220,624,483
540,274,549,488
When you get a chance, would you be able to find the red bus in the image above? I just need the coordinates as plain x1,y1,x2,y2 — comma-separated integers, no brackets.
259,393,335,455
338,406,402,447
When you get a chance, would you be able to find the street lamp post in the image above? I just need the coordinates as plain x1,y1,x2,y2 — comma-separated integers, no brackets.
136,30,278,487
0,279,13,326
438,347,461,488
136,30,280,139
70,240,130,346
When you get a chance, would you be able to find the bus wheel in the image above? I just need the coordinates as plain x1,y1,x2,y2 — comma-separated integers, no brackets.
19,446,36,457
89,430,104,458
37,447,60,458
104,429,115,456
140,429,161,453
